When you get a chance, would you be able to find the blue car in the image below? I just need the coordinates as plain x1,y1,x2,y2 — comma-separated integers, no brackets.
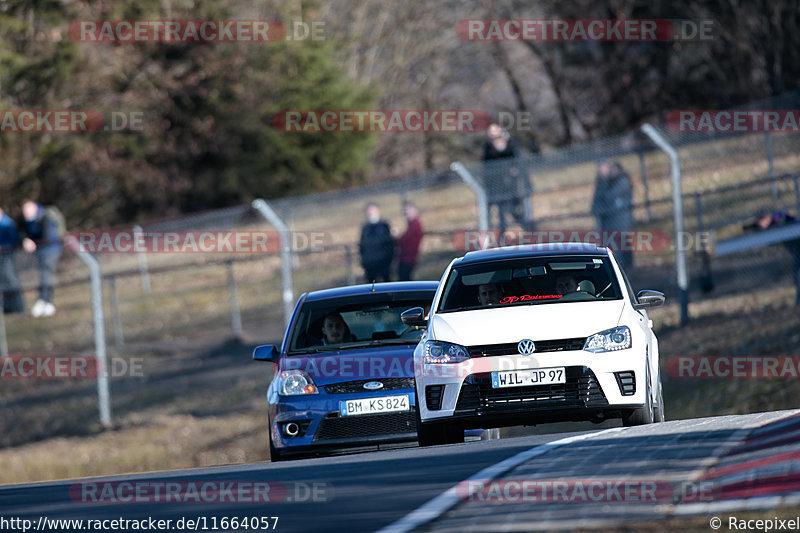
253,281,439,460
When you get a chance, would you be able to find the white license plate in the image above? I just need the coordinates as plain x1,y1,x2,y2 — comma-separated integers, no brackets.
491,367,566,388
339,395,410,416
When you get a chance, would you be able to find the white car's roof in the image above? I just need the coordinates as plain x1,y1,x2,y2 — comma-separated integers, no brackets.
459,243,608,266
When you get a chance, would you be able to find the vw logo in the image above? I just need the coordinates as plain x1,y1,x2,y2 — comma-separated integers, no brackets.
517,339,536,355
363,381,384,390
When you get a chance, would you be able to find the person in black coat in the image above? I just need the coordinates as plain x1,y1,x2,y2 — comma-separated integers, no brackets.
482,124,533,233
359,202,394,283
591,160,634,271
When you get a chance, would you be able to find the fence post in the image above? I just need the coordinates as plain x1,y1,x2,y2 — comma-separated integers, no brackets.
108,275,124,352
252,199,294,328
793,175,800,215
694,193,705,233
641,123,689,326
638,146,653,222
0,294,7,357
765,132,777,204
344,244,357,285
133,225,151,294
69,239,112,428
226,260,243,337
450,162,489,232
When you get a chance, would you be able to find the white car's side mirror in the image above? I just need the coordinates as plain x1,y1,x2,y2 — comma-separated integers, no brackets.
634,290,665,310
400,307,427,327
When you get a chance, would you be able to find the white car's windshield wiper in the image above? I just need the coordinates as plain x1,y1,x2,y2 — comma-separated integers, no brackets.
440,305,483,312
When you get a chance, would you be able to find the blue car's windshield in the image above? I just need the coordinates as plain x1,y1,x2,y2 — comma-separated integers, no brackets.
287,291,435,354
438,255,623,313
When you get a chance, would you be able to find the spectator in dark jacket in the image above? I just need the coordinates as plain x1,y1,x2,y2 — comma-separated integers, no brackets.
745,211,800,306
0,207,25,314
359,202,394,283
396,202,423,281
483,124,533,232
591,160,633,271
21,200,64,317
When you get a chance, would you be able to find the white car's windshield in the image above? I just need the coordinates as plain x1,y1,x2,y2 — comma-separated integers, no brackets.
438,255,623,312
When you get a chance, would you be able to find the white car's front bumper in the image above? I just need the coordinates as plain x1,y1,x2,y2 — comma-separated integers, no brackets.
416,349,647,426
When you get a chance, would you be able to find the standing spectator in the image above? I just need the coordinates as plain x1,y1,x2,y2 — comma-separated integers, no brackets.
745,211,800,306
0,207,25,314
482,123,533,233
359,202,394,283
591,159,633,271
21,200,65,317
396,202,424,281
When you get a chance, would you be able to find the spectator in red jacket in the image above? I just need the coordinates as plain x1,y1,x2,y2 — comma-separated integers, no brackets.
396,202,423,281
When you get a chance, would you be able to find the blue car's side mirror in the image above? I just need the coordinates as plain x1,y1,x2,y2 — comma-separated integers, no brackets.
253,344,279,362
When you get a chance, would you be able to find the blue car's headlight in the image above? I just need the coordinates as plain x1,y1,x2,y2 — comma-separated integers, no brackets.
583,326,631,353
424,340,470,364
277,370,319,396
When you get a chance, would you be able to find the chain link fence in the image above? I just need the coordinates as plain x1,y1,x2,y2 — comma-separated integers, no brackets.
2,91,799,427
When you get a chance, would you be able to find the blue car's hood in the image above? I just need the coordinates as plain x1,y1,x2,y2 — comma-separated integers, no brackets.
280,344,417,386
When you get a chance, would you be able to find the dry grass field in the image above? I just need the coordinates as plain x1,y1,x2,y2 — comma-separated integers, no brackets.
2,131,799,484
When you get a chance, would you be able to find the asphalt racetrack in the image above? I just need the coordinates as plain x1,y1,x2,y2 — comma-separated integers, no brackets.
3,410,800,532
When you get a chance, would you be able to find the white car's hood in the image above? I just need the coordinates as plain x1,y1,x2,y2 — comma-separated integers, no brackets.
430,300,626,345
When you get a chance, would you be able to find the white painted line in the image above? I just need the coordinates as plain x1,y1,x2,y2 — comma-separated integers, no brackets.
376,427,627,533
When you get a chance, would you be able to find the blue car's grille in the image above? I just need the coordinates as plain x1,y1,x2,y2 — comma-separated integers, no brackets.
314,411,415,441
323,378,415,394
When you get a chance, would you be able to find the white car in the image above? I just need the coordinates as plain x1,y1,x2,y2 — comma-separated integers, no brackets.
401,243,665,446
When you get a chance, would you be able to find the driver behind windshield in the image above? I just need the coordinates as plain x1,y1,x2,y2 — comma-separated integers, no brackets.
321,312,354,344
477,283,502,306
555,274,578,295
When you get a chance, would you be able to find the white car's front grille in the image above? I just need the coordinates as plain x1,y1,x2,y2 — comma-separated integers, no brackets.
467,338,586,357
455,367,607,413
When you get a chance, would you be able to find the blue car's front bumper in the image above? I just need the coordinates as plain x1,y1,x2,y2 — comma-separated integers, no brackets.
269,389,418,456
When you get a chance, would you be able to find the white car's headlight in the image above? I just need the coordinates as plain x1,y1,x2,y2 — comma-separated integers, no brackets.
277,369,319,395
424,340,470,364
583,326,631,353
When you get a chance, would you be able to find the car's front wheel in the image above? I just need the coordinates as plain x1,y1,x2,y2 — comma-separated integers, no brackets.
416,405,464,446
623,366,654,426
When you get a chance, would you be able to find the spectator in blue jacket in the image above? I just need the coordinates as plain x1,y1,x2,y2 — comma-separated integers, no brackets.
21,200,64,317
0,207,25,314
